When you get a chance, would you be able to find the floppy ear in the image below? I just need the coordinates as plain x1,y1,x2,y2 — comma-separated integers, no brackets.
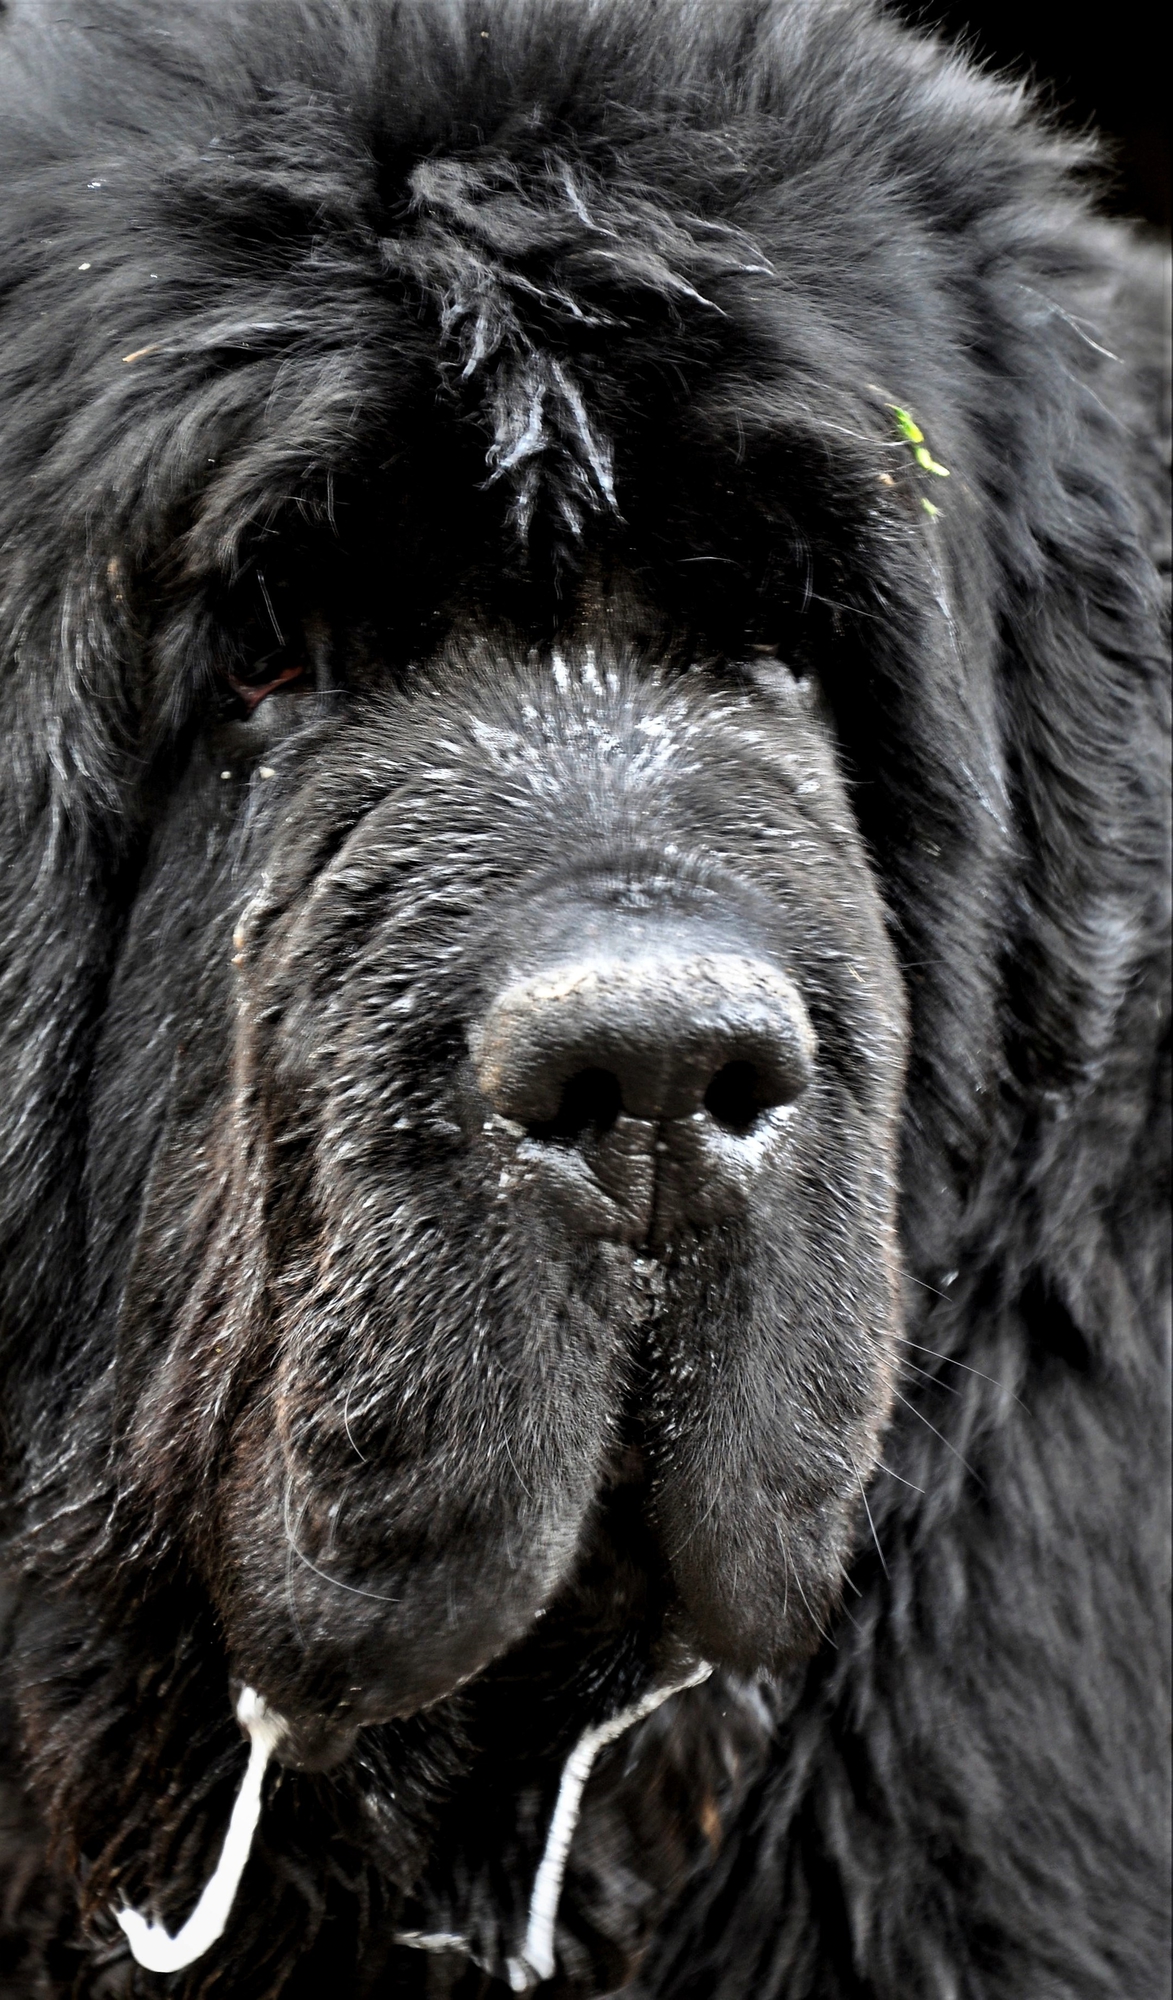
0,91,175,1432
987,245,1169,1199
0,538,144,1431
0,117,343,1442
850,235,1169,1297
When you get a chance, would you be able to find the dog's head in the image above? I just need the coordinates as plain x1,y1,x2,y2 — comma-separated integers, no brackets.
5,1,1151,1991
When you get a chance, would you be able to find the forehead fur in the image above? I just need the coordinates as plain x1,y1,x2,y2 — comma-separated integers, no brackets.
0,0,1082,609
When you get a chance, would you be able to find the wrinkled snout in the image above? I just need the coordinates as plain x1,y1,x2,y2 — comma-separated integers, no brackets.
471,924,816,1241
179,669,909,1751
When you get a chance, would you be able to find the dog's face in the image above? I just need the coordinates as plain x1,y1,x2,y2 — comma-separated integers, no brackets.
5,3,1167,1994
90,623,906,1777
1,20,981,1971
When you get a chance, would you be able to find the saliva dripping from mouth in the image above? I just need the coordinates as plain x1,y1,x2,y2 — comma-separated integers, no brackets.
116,1685,284,1974
115,1664,713,1986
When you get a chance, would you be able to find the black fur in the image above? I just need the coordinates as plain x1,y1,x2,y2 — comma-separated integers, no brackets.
0,2,1168,1996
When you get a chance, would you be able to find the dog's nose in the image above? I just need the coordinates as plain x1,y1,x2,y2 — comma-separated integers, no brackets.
471,947,815,1237
474,951,814,1126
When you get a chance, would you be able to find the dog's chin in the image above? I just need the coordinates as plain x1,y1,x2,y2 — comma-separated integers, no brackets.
230,1481,850,1785
229,1470,676,1774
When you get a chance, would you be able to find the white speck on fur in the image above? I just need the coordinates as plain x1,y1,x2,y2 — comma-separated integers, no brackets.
396,1929,473,1954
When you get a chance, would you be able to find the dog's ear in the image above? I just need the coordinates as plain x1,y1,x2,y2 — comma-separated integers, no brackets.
875,237,1168,1314
0,65,174,1433
0,126,294,1443
990,248,1169,1111
0,533,144,1435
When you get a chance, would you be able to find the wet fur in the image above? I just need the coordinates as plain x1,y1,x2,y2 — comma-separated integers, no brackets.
0,2,1169,1997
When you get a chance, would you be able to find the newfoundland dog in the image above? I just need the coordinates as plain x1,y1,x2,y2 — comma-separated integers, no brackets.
0,1,1168,1995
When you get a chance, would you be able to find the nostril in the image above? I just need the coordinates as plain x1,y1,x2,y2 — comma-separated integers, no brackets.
704,1052,807,1133
704,1060,768,1134
529,1067,623,1143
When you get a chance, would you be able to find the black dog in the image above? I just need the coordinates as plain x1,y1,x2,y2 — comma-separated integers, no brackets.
0,2,1168,1995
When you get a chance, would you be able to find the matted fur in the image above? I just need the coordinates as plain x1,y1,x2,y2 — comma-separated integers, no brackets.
0,2,1168,1996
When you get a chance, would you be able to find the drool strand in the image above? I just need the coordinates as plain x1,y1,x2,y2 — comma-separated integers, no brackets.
507,1660,713,1992
117,1686,285,1975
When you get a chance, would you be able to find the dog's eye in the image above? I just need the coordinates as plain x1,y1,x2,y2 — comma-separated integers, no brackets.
217,567,316,714
223,661,307,713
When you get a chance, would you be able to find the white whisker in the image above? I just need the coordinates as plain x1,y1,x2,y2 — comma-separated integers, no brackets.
891,1390,982,1486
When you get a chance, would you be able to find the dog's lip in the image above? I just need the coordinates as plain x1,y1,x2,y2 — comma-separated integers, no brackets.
257,1623,711,1776
225,1689,361,1773
229,1678,380,1772
270,1713,360,1773
242,1654,493,1772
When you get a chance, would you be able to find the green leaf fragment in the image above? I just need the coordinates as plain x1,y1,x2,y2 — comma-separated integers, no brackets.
890,402,951,477
891,405,924,444
921,497,941,517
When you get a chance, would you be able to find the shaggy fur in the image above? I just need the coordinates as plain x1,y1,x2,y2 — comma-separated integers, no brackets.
0,1,1168,1995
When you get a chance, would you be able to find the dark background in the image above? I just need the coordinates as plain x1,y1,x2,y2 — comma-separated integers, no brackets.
902,0,1169,226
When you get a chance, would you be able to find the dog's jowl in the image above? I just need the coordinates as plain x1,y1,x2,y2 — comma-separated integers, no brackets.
0,3,1167,1998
